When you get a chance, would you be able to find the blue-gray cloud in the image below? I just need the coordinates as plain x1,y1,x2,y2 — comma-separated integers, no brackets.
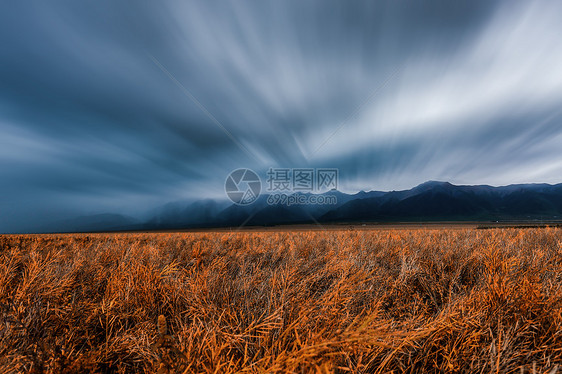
1,0,561,232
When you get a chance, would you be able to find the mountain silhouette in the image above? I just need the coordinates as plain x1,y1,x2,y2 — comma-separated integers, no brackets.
28,181,562,233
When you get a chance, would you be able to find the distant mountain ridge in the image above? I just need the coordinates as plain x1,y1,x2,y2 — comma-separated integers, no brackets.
320,181,562,223
27,181,562,233
36,213,141,233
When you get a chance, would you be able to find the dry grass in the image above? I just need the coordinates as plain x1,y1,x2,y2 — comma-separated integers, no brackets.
1,228,562,373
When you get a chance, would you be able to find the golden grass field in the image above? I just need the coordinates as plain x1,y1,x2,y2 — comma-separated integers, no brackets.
2,228,562,373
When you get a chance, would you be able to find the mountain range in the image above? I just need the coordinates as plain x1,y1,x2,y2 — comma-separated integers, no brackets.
29,181,562,233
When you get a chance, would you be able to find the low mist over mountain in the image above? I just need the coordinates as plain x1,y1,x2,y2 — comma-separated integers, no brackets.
23,181,562,233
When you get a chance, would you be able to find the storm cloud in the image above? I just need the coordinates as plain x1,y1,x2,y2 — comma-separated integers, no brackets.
1,0,562,232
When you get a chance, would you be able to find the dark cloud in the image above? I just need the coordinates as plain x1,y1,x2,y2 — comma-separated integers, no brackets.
1,0,561,232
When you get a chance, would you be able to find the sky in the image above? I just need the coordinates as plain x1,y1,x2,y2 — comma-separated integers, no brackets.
1,0,562,232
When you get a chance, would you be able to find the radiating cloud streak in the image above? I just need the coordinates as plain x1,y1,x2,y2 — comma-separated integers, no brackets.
1,0,561,232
